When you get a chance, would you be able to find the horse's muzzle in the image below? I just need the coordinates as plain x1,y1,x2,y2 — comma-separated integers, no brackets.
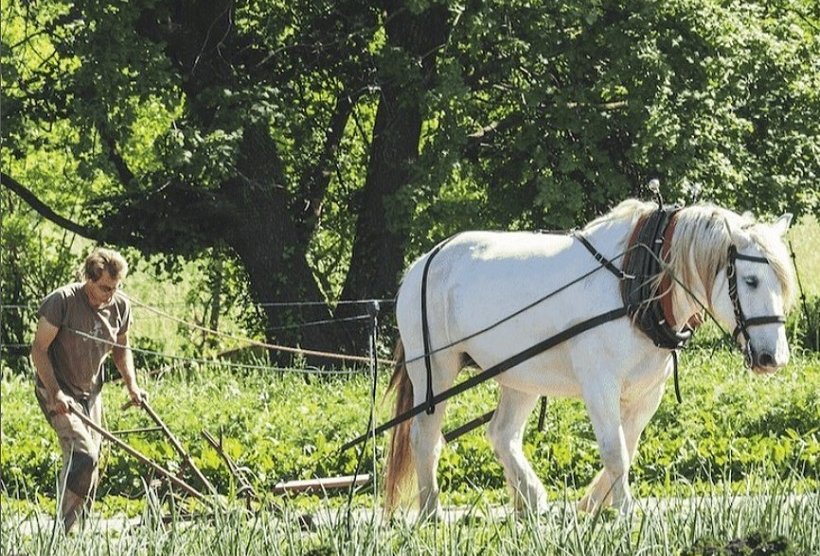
749,348,787,374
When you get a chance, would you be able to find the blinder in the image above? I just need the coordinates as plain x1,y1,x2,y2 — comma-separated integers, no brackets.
726,245,787,367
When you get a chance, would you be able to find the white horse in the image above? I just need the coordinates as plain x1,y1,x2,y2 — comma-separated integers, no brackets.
384,199,795,518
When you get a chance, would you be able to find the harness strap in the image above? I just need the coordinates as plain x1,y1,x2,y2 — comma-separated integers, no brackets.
574,234,633,281
420,235,459,414
734,253,771,264
342,307,628,452
443,410,494,443
672,350,682,404
727,249,786,339
737,316,786,332
576,221,689,404
624,207,694,350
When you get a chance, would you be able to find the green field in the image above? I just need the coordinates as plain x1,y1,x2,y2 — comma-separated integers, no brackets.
2,347,819,554
788,214,819,297
1,216,818,554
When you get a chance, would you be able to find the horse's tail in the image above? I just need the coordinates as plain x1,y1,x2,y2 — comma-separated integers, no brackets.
384,339,414,514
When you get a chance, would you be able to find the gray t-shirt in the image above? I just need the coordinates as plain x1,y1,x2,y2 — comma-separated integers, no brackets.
37,283,131,399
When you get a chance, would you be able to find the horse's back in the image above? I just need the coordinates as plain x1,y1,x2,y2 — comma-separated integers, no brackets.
396,230,599,359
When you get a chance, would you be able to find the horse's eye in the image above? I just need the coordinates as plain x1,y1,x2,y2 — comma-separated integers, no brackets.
744,276,759,289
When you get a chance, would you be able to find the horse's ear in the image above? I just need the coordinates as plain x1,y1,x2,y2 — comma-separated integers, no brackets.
722,217,735,238
771,213,793,237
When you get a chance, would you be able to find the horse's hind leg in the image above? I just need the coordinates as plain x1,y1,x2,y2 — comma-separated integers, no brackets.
407,351,461,520
487,386,547,514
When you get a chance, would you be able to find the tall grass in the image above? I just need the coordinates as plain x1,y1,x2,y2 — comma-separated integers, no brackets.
788,214,819,298
3,475,818,555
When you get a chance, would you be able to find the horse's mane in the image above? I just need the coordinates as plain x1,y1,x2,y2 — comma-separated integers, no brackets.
586,199,796,311
671,203,796,311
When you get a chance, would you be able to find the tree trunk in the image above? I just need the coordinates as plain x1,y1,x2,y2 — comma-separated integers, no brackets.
335,1,451,352
225,123,350,366
161,2,351,364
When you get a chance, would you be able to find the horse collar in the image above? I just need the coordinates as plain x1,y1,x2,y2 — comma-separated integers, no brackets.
622,206,695,350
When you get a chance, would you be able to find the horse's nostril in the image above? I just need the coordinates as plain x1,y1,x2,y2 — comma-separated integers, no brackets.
757,352,776,368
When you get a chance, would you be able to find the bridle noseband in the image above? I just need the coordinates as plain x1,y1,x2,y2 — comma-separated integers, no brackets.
726,245,786,367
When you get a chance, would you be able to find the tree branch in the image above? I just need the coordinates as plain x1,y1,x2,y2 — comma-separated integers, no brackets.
1,172,101,240
464,111,525,162
95,120,137,187
298,87,365,221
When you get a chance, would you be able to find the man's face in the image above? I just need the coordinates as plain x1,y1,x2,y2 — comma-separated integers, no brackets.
85,271,122,308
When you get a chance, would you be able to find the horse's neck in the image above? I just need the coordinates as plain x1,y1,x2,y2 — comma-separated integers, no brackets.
583,219,634,255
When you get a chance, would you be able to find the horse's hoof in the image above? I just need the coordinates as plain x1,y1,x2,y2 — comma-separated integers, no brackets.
576,496,601,514
614,497,635,517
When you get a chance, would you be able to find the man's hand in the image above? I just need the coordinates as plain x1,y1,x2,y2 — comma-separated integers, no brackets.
126,385,148,407
52,390,73,415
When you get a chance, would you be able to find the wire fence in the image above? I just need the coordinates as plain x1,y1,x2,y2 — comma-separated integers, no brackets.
0,296,396,374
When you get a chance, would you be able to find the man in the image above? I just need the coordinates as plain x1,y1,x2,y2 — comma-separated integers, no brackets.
31,247,147,532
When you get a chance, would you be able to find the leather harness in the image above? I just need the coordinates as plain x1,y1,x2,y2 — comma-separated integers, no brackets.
578,205,702,347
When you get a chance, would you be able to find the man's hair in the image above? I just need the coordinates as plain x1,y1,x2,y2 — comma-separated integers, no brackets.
82,248,129,282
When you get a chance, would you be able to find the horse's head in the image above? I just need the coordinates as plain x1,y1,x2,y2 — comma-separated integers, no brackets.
710,213,796,373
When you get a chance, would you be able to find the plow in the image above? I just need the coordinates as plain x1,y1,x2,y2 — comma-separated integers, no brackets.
71,398,373,522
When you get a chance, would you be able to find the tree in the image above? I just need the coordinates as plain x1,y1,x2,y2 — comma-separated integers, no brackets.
2,0,453,361
3,0,818,363
409,0,819,237
334,1,451,347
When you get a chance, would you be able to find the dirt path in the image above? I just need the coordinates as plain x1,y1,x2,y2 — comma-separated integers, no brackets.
12,493,818,535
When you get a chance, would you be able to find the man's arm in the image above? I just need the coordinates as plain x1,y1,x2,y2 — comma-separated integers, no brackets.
31,316,73,414
112,331,146,405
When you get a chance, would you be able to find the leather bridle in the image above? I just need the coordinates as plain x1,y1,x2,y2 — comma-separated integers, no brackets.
726,245,787,367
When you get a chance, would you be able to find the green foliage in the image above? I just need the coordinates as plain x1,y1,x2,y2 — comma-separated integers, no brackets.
2,349,818,509
790,294,820,352
406,0,820,257
786,215,820,351
0,195,81,372
3,0,818,338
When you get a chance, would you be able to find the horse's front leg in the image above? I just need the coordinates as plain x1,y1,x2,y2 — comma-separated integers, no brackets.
581,380,633,514
578,380,666,513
